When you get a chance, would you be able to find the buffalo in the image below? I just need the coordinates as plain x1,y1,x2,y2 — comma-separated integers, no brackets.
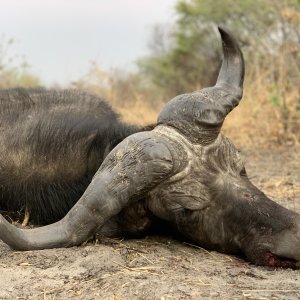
0,27,299,268
0,89,152,225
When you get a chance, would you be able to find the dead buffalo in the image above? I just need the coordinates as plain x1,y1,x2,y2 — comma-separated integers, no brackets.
0,89,152,225
0,27,299,269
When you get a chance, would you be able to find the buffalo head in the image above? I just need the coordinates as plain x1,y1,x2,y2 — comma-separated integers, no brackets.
0,27,299,268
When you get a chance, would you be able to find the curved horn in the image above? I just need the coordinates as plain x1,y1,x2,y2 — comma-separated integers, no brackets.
157,26,245,144
216,26,245,96
0,136,174,250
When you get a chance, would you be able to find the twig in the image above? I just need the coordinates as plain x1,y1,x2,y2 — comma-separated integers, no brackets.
242,289,300,293
183,242,227,260
113,260,161,271
21,206,30,227
106,238,149,254
137,252,154,264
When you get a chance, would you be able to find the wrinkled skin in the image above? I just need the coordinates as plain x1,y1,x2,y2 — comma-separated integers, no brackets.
0,27,299,268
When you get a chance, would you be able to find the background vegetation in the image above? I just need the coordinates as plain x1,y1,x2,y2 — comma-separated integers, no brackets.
74,0,300,148
1,0,300,148
0,36,40,88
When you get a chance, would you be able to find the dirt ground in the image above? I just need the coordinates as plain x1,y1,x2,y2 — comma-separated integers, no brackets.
0,146,299,300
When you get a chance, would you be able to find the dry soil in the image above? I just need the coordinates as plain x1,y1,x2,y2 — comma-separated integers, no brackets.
0,146,299,299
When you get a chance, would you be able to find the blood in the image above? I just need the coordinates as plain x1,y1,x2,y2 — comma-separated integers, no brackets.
264,251,299,269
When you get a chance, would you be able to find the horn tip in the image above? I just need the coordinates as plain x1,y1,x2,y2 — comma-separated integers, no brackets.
217,26,235,44
217,25,229,34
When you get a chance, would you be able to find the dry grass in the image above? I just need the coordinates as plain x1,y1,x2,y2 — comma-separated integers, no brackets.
223,81,299,149
223,49,300,149
73,56,300,150
115,101,159,127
